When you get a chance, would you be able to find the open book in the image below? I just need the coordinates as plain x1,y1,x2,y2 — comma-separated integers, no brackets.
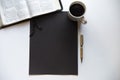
0,0,62,28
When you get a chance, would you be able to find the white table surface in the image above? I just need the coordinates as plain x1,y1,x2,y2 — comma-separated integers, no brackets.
0,0,120,80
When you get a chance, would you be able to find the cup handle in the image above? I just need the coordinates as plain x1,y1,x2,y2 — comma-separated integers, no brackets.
80,16,87,24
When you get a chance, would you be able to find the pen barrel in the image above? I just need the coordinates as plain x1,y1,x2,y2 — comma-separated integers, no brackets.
80,47,83,58
80,35,84,47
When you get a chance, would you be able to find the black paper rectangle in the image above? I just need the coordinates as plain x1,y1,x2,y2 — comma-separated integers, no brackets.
29,12,78,75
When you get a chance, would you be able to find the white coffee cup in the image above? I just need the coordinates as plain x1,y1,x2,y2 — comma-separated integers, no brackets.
68,1,87,24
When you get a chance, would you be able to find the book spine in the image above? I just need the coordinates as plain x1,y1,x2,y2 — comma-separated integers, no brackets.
0,3,3,28
0,14,3,28
59,0,63,10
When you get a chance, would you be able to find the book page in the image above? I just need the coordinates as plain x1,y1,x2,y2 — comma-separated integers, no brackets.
0,0,30,25
26,0,61,17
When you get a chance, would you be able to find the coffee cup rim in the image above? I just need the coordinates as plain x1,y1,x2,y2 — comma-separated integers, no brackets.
69,1,86,18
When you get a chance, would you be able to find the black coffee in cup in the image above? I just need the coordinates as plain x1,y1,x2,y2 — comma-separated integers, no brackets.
70,4,85,17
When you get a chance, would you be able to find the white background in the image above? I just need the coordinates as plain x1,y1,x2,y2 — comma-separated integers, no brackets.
0,0,120,80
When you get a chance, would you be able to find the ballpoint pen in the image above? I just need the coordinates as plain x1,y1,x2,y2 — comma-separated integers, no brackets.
80,34,84,63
